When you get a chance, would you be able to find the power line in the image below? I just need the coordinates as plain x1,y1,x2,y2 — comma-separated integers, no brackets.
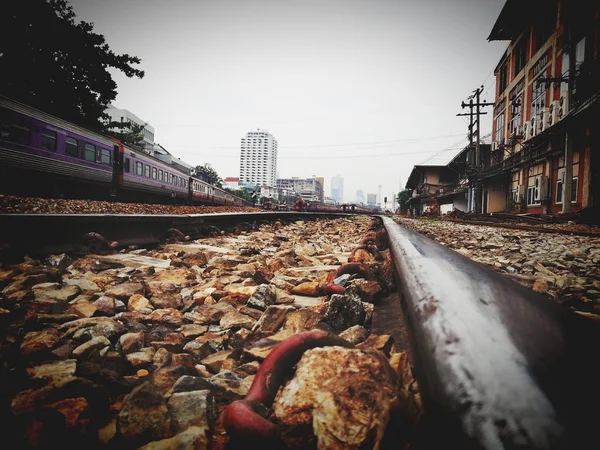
167,133,465,150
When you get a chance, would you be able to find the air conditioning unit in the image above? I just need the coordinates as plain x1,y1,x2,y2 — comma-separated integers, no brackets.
529,116,537,138
547,101,559,128
539,108,548,132
558,93,570,119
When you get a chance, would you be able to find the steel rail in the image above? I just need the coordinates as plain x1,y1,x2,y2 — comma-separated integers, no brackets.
0,211,366,261
381,216,600,449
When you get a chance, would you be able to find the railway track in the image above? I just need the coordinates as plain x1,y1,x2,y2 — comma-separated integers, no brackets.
443,217,600,237
0,211,599,449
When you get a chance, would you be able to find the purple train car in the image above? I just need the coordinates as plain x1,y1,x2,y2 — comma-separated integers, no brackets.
0,96,116,199
0,96,247,207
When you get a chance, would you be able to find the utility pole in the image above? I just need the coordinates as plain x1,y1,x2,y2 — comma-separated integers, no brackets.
459,87,494,213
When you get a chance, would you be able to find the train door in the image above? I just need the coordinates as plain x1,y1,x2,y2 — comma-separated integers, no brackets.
111,143,124,200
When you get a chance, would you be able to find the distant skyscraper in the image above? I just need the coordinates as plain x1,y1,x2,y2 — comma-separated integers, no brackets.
356,190,365,204
367,193,377,206
331,174,344,204
239,129,278,187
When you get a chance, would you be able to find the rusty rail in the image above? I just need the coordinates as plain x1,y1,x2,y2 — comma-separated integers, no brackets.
382,216,600,449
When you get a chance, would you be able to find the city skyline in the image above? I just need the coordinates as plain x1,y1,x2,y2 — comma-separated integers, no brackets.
68,0,507,203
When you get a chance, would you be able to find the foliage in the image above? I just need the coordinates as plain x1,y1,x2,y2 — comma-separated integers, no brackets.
194,164,223,187
107,121,147,150
223,187,252,202
396,189,412,213
0,0,144,130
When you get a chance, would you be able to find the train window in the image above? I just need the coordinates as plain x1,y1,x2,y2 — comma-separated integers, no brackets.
2,115,31,145
98,148,111,165
152,167,157,179
41,129,57,151
124,158,130,173
65,137,78,157
84,143,95,162
136,161,143,175
144,164,150,177
158,170,163,181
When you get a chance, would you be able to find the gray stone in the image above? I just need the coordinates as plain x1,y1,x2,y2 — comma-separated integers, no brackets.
167,390,215,433
323,294,366,332
246,284,277,311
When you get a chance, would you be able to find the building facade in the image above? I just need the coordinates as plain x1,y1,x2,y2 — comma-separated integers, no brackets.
405,147,470,215
276,177,323,203
480,0,599,216
331,174,344,204
149,143,194,175
239,129,278,187
104,105,155,153
316,177,325,202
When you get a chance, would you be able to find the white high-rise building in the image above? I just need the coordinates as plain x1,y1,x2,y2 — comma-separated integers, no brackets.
331,174,344,204
239,129,278,187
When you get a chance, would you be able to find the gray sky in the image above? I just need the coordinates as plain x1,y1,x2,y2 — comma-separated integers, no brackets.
70,0,507,204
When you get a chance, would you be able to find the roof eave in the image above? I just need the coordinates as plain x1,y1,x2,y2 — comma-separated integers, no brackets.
487,0,524,42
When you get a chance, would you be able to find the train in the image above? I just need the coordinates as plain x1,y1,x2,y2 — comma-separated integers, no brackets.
0,96,247,207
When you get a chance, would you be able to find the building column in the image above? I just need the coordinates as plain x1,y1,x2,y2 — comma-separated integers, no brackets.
562,132,573,213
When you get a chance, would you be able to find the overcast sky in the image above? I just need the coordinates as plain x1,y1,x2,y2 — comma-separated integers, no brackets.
70,0,508,205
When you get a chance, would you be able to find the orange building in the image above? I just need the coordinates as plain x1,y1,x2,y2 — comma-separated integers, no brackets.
478,0,599,218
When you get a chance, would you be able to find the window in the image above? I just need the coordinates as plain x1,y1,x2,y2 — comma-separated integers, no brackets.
144,165,150,178
98,148,111,165
2,115,31,145
527,164,544,205
41,129,57,151
498,63,508,93
65,137,78,157
531,77,547,118
159,170,163,181
509,92,522,134
84,143,96,162
152,167,157,179
136,161,143,175
556,153,580,204
494,104,505,143
514,39,527,75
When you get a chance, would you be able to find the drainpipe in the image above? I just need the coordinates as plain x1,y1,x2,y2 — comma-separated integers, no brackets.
562,20,576,214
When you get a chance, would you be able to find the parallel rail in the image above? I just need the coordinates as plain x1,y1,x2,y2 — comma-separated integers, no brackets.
382,216,600,449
